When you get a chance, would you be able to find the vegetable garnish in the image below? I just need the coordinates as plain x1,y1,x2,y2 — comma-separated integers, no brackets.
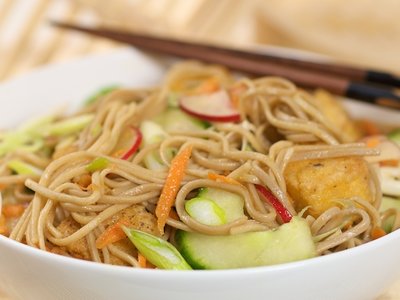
185,197,227,226
121,128,143,160
46,114,94,136
228,83,247,109
380,167,400,197
138,253,147,268
84,85,119,106
363,136,400,163
388,128,400,146
380,160,399,167
95,219,130,249
155,144,193,234
7,160,43,176
255,184,293,223
0,214,7,235
86,157,109,172
122,227,192,270
192,77,220,94
371,226,387,240
359,119,381,136
179,90,241,123
365,136,380,148
0,113,94,158
2,204,26,218
207,172,242,186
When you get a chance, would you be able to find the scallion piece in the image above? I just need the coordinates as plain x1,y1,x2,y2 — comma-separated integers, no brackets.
47,114,94,136
7,160,42,175
84,85,119,106
122,227,192,270
86,157,109,172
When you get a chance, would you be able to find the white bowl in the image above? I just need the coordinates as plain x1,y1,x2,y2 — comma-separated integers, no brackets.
0,48,399,300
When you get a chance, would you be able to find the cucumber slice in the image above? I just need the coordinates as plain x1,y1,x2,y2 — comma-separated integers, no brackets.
380,196,400,232
154,108,209,132
185,197,227,225
140,121,167,146
176,217,316,269
198,188,245,223
140,121,168,170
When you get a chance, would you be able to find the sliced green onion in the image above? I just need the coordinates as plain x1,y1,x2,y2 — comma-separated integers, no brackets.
7,160,42,175
84,85,119,106
0,133,43,157
167,92,180,108
19,115,56,136
86,157,109,172
123,227,192,270
46,114,94,136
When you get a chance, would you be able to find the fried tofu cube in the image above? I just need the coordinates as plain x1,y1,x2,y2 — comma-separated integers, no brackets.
284,157,373,217
104,204,159,236
312,89,362,142
56,204,158,265
57,217,91,260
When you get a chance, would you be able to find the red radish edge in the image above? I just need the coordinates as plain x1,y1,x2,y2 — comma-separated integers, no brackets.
121,128,143,160
255,184,292,223
179,90,241,123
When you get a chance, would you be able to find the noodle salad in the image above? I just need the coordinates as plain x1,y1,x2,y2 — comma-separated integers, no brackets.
0,61,399,270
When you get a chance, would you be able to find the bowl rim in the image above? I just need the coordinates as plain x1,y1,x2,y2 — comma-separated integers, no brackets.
1,225,399,277
0,47,399,279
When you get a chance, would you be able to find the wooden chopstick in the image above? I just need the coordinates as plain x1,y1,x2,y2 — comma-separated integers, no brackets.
51,21,400,110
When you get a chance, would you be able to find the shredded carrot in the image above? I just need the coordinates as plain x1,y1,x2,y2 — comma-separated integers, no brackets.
371,226,386,240
228,83,247,109
74,174,92,189
155,144,193,234
0,214,8,235
95,219,130,249
112,149,126,158
138,253,147,268
208,172,242,186
193,77,220,94
360,120,381,136
380,160,399,167
2,204,25,218
365,137,380,148
169,209,180,221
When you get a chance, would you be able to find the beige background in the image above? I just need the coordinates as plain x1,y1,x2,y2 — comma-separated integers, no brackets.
0,0,399,299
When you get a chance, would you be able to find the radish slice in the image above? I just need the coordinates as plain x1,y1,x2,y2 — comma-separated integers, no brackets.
179,90,240,123
114,127,142,160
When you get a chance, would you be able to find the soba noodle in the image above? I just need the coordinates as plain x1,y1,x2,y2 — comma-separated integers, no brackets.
0,61,398,268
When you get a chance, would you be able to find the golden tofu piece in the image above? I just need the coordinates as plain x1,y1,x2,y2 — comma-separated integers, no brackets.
57,217,91,260
284,157,373,217
312,89,362,142
104,204,159,237
56,204,158,265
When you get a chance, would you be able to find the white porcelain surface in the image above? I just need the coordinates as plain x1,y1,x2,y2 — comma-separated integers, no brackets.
0,48,399,300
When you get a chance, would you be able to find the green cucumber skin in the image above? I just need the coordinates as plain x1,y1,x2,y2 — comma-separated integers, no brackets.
176,217,316,270
175,230,207,270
